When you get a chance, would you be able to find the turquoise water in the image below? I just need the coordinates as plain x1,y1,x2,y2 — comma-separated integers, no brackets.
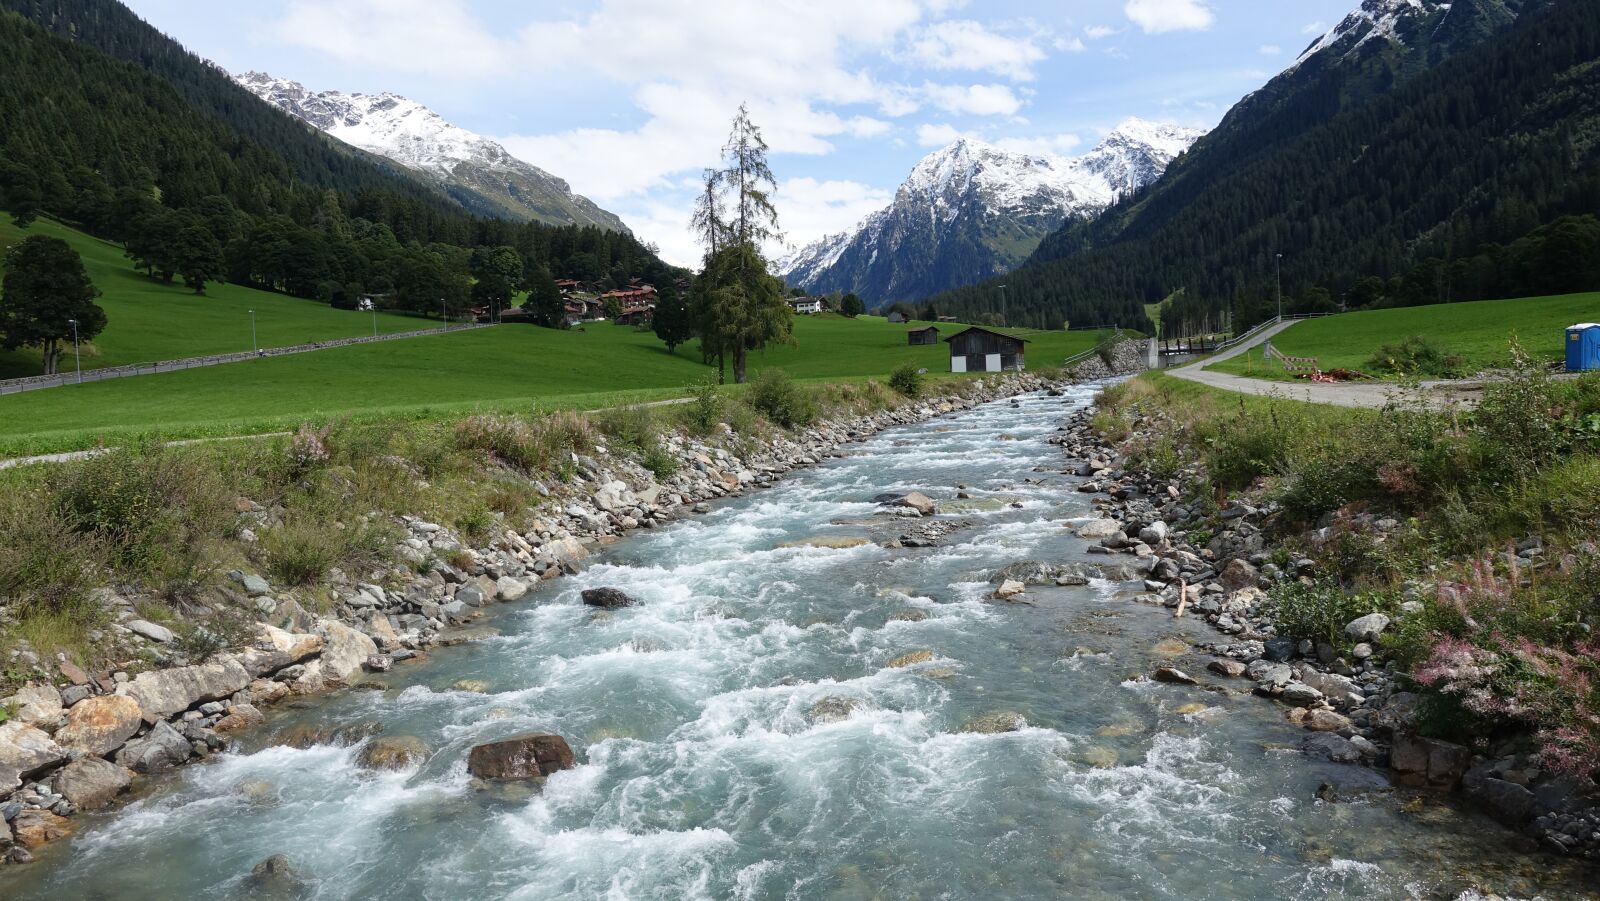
5,388,1590,899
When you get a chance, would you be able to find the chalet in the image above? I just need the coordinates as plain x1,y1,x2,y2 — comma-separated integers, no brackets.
887,311,909,324
937,316,958,323
944,326,1026,373
789,297,828,315
554,279,583,294
599,286,657,306
615,305,654,326
907,325,940,346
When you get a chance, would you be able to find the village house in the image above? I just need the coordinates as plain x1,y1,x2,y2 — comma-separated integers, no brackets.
887,311,909,324
907,325,940,346
614,305,655,326
789,296,828,315
944,326,1026,373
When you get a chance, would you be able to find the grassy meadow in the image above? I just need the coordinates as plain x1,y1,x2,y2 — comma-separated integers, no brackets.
1205,292,1600,380
0,218,439,379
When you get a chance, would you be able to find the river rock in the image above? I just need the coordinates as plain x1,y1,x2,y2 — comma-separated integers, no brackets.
1207,659,1247,678
466,733,576,780
889,650,933,668
214,703,266,733
51,756,132,810
1137,521,1168,545
1153,667,1197,685
11,809,73,848
1280,682,1324,707
961,711,1026,734
1296,669,1363,707
246,854,309,898
126,619,177,644
885,492,936,516
581,587,637,609
55,695,143,757
778,536,871,549
7,684,63,726
495,577,529,601
114,720,193,773
1218,559,1259,590
1304,709,1352,733
1300,733,1362,764
992,561,1056,585
1073,519,1123,539
1391,732,1471,787
116,656,252,721
1344,613,1391,643
313,620,379,685
809,697,860,723
0,722,67,793
356,736,432,771
992,579,1027,599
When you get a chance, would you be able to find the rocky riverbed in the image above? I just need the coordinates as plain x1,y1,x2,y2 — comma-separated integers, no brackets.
2,379,1596,898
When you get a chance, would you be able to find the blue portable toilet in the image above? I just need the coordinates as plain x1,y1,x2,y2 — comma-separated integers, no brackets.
1567,323,1600,372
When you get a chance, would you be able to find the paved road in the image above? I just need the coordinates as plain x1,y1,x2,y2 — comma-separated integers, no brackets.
1163,320,1478,409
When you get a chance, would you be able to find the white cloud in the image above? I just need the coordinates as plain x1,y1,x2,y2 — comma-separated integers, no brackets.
1303,21,1328,35
1259,44,1281,56
921,82,1023,117
273,0,510,77
993,133,1083,157
905,20,1047,81
1084,25,1117,40
1056,35,1086,52
916,122,967,147
775,177,895,254
1124,0,1214,34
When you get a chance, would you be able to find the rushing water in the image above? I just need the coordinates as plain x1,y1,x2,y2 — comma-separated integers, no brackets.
6,388,1594,900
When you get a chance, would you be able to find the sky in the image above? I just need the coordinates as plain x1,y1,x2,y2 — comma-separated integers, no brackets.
121,0,1358,267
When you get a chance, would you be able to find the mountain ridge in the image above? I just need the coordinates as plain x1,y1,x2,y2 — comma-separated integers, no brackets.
234,71,630,233
778,118,1203,305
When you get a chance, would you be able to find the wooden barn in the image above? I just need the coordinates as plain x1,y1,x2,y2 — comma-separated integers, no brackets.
887,311,908,324
907,325,940,346
944,326,1026,373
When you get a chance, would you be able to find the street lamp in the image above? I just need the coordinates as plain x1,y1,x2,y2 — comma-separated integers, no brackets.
440,297,447,324
249,309,257,354
371,303,378,337
996,284,1007,325
1275,253,1284,321
67,318,81,383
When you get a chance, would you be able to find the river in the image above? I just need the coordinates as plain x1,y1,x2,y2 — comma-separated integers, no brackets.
4,387,1590,899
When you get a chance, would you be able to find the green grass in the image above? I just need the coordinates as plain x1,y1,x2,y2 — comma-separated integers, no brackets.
1205,292,1600,381
0,217,441,379
0,313,1096,456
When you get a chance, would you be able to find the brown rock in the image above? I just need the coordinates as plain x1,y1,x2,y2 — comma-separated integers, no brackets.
214,703,266,733
1153,667,1197,685
356,735,431,771
467,733,576,780
1305,709,1352,733
1207,659,1247,678
55,695,143,757
247,679,291,706
12,809,74,848
1219,559,1260,590
52,756,132,810
888,650,933,668
59,661,91,686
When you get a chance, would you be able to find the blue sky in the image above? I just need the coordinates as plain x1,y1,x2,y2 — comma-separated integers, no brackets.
122,0,1357,265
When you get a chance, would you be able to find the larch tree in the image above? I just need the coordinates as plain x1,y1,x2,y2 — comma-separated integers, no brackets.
687,105,794,384
0,235,104,375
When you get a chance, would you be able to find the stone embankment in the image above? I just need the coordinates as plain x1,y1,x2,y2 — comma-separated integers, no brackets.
1065,338,1148,381
1042,402,1600,860
0,373,1055,864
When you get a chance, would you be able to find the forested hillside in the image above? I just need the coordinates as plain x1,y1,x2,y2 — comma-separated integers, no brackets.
930,0,1600,332
0,3,674,317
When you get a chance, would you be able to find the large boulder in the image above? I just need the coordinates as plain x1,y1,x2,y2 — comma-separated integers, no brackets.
52,756,132,810
315,620,379,685
6,684,63,726
1218,559,1260,590
1073,519,1124,539
1390,732,1471,787
0,722,67,793
116,656,253,721
467,733,576,780
11,809,73,848
581,587,637,610
886,492,936,516
114,720,193,773
126,619,176,644
55,695,144,757
1344,613,1391,643
991,562,1056,585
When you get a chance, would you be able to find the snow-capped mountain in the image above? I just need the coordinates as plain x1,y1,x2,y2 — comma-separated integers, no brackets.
778,118,1203,304
233,71,629,233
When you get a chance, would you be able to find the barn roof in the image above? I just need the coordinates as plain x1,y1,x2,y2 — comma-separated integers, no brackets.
942,326,1029,344
908,325,940,333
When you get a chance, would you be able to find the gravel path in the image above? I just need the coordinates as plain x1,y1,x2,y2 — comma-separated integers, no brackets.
1164,320,1479,409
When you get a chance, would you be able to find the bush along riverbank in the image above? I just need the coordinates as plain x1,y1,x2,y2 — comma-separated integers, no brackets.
1071,363,1600,861
0,369,1060,864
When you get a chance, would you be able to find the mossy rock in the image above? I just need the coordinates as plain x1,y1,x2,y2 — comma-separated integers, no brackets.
960,711,1026,734
888,650,933,668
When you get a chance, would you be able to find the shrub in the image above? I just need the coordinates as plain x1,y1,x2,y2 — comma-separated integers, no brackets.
1267,580,1390,647
1364,335,1466,378
259,520,344,586
288,423,332,473
747,369,816,429
682,378,725,436
594,405,660,451
0,496,103,620
641,444,679,479
455,411,593,475
888,363,923,397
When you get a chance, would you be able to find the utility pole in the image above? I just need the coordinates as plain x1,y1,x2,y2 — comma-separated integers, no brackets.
67,318,81,383
1275,253,1284,321
997,284,1007,326
371,303,378,337
249,309,257,354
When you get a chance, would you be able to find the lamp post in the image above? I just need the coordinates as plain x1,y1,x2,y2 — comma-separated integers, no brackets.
371,302,378,337
249,309,257,354
996,284,1007,326
67,318,81,383
1275,253,1284,321
440,297,447,324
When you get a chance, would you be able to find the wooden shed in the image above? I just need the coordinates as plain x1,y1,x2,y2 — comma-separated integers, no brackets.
887,311,908,324
944,326,1026,373
907,326,940,346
